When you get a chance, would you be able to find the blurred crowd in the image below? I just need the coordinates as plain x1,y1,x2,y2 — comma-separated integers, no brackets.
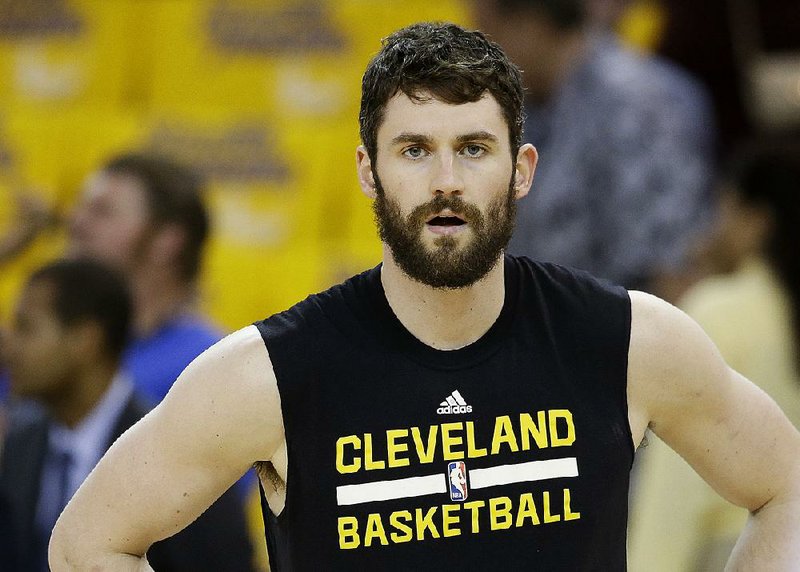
0,1,798,571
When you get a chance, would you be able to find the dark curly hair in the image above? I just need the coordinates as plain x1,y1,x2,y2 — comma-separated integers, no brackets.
359,22,525,165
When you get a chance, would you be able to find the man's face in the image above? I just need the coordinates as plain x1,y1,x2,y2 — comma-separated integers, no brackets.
368,92,522,289
4,281,77,404
67,171,152,275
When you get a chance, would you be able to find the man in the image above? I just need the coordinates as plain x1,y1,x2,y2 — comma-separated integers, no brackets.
51,23,800,570
66,153,222,405
0,259,254,571
475,0,716,298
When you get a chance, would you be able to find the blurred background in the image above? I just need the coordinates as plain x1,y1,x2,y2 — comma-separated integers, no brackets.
0,1,799,571
0,0,478,330
0,0,798,327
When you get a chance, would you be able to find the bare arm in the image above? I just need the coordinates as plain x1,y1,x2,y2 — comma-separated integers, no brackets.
627,291,800,570
49,326,284,570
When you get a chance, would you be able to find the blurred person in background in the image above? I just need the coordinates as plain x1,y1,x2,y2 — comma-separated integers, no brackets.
0,153,221,408
66,153,222,407
629,140,800,571
474,0,716,301
584,0,630,31
0,258,254,572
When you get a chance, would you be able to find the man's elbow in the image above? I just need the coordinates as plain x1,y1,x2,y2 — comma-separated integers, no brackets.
751,460,800,517
49,513,151,572
48,518,73,571
48,514,98,571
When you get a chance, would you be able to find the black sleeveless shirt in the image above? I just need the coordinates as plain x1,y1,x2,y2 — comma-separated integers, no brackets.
255,256,633,571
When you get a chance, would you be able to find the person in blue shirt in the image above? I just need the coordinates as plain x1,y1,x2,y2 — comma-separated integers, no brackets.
66,153,223,405
0,153,255,498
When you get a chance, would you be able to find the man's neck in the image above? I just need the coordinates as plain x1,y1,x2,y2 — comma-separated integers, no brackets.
130,270,195,336
380,249,506,351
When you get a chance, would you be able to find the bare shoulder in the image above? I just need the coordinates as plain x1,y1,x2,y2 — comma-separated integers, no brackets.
168,324,278,399
157,324,284,465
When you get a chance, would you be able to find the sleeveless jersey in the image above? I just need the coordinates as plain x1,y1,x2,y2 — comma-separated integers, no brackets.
255,255,633,571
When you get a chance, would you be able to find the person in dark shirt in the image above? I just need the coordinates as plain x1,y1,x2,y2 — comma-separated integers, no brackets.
0,258,254,571
51,22,800,570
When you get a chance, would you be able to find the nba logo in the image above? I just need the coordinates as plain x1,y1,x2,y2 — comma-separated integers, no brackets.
448,461,468,501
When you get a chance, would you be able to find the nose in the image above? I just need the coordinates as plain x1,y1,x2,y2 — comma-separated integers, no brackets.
431,152,463,197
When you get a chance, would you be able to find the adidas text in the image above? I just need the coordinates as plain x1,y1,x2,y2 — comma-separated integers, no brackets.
437,404,473,414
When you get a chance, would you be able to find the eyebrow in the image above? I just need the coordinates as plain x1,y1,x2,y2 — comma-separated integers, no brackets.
456,131,500,144
390,132,433,146
390,130,500,146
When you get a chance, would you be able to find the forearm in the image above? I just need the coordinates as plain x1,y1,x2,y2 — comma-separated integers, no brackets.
726,490,800,570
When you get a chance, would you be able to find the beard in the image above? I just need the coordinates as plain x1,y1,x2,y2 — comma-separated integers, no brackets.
372,173,517,289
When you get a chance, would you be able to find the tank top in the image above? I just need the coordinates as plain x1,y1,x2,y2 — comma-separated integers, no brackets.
255,255,633,570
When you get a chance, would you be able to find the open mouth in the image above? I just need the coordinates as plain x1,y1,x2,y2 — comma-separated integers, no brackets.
425,212,467,236
427,215,466,227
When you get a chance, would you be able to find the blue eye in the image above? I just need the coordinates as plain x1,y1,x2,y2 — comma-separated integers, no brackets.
463,144,485,157
403,146,425,159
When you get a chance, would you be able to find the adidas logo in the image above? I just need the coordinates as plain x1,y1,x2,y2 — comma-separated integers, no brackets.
437,390,473,415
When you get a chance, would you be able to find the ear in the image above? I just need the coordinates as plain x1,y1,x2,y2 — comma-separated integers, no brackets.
512,143,538,200
148,224,186,268
356,146,378,199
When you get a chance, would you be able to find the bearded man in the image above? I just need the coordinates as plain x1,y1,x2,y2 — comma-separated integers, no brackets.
50,22,800,571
